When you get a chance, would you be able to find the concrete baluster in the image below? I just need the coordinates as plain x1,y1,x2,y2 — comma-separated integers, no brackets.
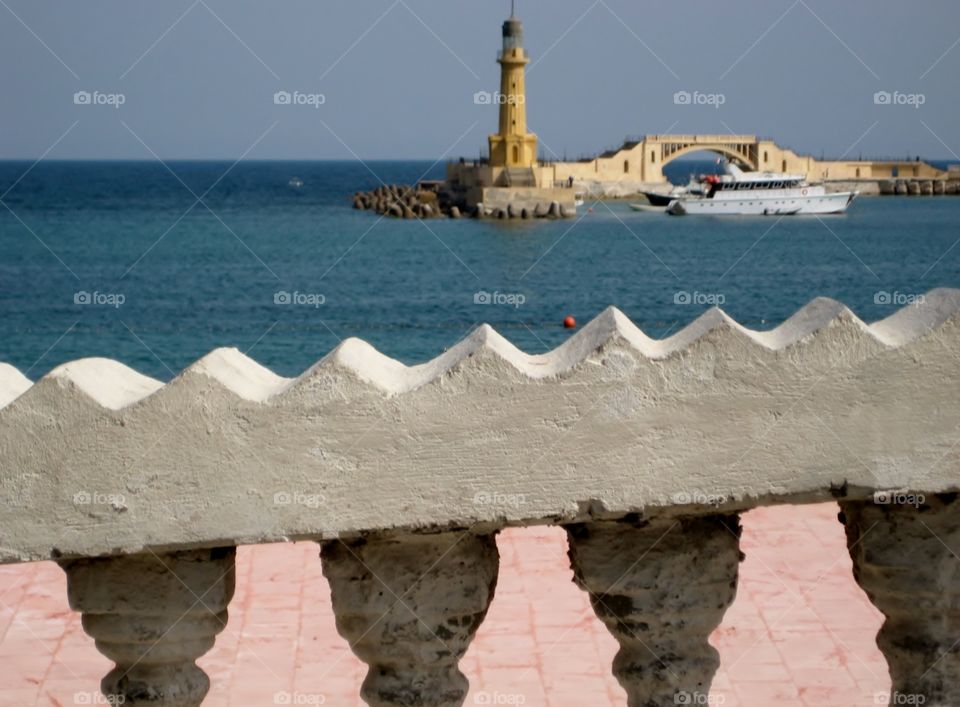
566,515,742,707
321,531,499,707
60,547,236,706
841,494,960,706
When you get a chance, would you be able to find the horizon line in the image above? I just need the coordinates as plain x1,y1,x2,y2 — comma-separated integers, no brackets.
1,155,957,163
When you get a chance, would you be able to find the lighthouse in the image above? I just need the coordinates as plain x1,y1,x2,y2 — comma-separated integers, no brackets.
442,5,575,218
487,6,538,169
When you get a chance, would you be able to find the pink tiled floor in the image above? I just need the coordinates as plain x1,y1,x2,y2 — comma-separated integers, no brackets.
0,503,889,706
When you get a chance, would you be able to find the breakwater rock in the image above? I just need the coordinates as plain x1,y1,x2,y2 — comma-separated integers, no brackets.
879,179,960,196
353,185,448,219
353,184,576,219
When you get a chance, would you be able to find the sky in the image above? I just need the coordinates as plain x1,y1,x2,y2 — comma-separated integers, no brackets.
1,0,959,161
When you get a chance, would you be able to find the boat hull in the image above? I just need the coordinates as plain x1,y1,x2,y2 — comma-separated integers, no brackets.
642,191,677,207
629,203,668,213
667,191,856,216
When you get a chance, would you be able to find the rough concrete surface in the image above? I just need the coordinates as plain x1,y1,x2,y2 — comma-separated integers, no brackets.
322,531,499,707
0,289,958,563
60,547,236,706
842,495,960,707
568,515,742,706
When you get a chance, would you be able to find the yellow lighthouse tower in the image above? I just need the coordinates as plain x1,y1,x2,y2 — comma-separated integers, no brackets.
488,4,538,168
443,5,575,217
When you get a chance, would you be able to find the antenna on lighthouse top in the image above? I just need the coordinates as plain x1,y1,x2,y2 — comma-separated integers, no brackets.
511,0,516,17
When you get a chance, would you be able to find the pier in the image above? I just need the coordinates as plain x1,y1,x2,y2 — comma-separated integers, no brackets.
550,134,958,197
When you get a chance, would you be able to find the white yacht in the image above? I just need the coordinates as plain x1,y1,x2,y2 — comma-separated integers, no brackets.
632,175,707,211
645,175,706,205
666,163,857,216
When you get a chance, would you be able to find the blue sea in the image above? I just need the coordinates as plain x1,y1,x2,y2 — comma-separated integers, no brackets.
1,159,958,381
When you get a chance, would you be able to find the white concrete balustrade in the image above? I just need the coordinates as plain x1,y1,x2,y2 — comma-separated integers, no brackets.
1,290,959,706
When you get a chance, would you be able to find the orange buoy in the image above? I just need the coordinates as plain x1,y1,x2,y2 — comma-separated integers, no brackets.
563,315,576,329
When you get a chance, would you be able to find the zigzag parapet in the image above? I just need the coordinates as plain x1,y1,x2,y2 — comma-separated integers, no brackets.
45,358,163,410
0,363,31,409
0,289,956,409
0,290,957,563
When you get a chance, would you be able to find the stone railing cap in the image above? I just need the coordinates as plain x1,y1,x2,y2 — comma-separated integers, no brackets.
0,288,958,563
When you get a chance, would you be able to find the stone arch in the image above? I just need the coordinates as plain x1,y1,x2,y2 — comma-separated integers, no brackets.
658,143,758,171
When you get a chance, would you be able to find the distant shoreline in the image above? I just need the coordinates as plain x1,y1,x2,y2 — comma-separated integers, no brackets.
1,158,959,167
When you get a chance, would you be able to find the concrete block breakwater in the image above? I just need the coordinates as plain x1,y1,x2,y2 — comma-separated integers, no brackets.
353,184,455,219
879,179,960,196
353,183,574,220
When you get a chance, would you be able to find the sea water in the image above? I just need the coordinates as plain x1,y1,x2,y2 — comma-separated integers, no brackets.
1,160,958,380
